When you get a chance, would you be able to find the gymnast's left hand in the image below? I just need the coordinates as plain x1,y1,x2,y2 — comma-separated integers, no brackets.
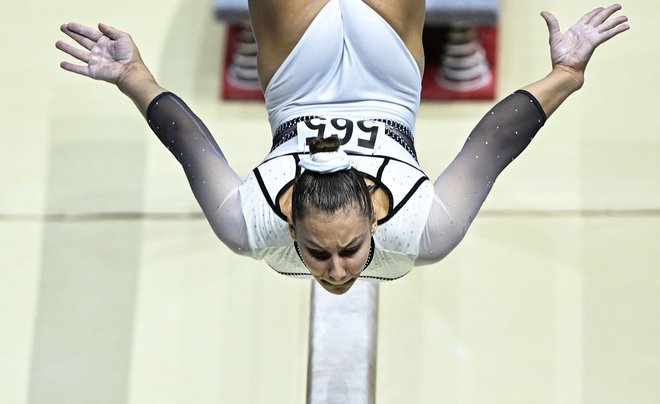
56,22,142,85
542,4,629,82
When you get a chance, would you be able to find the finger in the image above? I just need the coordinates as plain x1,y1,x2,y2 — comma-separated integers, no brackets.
59,61,91,78
60,23,97,50
591,4,623,26
65,22,104,41
577,7,605,26
98,23,126,40
540,11,560,37
598,14,629,34
598,20,630,43
55,40,90,63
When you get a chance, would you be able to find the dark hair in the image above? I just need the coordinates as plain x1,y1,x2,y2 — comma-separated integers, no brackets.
291,136,373,224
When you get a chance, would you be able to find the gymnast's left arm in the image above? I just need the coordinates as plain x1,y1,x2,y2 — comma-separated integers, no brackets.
415,4,629,265
56,22,252,254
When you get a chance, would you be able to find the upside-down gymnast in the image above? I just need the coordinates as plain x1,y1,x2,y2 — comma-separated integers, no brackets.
56,1,629,294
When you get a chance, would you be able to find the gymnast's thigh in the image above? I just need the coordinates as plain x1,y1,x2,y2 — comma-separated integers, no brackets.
248,0,331,89
361,0,426,71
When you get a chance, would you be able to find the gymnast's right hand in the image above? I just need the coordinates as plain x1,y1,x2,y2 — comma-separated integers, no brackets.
56,23,141,85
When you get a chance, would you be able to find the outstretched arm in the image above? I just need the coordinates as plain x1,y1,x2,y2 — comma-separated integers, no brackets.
57,23,252,254
416,5,629,265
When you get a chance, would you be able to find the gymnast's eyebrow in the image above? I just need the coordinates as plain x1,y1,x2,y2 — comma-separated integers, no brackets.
303,235,365,250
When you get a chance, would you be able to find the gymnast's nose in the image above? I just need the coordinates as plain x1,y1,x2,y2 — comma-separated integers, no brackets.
327,257,348,282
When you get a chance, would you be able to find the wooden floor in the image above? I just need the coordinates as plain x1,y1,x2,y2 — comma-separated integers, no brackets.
1,0,658,403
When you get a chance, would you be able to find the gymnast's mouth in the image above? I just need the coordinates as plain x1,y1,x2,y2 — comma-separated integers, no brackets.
320,278,357,294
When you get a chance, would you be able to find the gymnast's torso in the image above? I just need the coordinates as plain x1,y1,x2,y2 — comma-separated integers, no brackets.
238,0,435,280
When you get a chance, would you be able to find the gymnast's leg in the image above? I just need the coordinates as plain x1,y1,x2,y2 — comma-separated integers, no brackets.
361,0,426,73
247,0,331,89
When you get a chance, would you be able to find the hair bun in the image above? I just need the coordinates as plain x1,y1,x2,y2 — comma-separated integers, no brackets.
309,135,341,154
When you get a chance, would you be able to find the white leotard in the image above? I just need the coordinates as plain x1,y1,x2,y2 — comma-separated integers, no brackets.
237,0,432,280
264,0,421,133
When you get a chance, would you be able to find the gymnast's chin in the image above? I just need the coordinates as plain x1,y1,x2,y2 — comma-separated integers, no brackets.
317,277,359,295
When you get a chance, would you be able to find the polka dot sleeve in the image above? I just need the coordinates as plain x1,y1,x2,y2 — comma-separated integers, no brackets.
416,90,547,264
146,92,251,254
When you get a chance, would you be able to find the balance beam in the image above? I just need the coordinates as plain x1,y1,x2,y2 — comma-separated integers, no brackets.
307,281,379,404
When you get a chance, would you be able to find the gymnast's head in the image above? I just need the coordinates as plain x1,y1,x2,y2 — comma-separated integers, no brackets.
289,136,376,295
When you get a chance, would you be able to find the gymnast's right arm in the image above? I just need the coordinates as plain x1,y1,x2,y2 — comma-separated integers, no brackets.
56,22,252,254
415,5,629,265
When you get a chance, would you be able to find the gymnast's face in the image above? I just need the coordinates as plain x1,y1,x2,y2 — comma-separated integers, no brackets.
289,208,376,295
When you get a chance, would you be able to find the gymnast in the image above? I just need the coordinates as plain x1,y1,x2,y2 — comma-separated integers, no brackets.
56,1,629,294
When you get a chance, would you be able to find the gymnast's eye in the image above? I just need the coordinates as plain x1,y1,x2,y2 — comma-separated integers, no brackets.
340,247,359,257
309,250,330,260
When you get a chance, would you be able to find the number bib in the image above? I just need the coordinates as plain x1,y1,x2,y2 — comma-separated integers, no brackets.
297,118,386,155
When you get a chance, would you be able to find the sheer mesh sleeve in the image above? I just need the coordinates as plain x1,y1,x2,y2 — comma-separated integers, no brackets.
416,90,547,265
146,92,251,254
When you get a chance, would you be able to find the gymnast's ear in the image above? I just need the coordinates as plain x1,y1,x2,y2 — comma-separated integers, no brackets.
288,221,297,240
370,216,377,236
